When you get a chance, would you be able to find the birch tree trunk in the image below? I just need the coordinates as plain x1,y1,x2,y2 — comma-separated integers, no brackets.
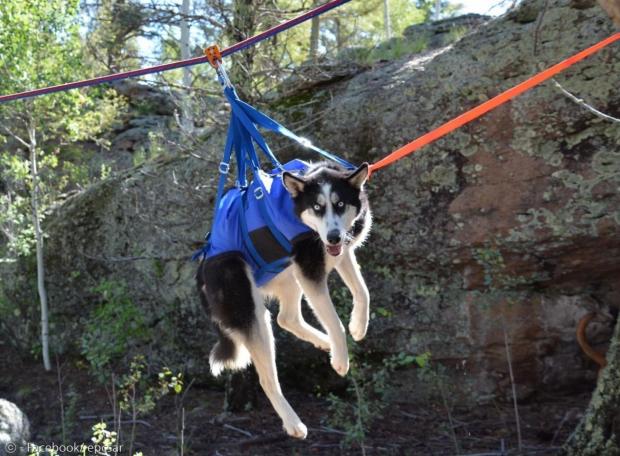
563,315,620,455
28,120,51,371
179,0,193,132
383,0,391,39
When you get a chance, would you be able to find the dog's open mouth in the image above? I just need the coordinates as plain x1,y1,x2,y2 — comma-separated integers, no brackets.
326,243,343,256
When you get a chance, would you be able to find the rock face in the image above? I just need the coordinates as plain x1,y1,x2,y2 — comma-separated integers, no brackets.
6,0,619,402
300,0,620,400
0,399,30,456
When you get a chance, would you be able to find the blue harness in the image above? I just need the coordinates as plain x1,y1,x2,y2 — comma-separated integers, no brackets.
193,65,355,286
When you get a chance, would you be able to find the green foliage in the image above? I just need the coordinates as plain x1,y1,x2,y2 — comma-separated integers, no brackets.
292,0,427,58
448,24,469,42
132,130,170,167
82,0,145,73
374,306,392,318
118,355,184,416
90,422,119,453
62,386,80,444
0,1,125,263
0,0,81,92
27,420,146,456
364,37,429,63
327,350,429,448
80,281,152,381
0,262,39,351
150,0,460,97
414,353,460,451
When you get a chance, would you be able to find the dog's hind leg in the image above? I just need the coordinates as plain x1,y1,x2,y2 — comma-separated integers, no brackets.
336,250,370,342
294,269,349,377
267,271,330,351
245,274,308,439
198,256,254,376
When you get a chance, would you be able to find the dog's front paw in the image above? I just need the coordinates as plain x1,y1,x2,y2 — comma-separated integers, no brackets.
349,313,368,342
284,420,308,439
330,351,350,377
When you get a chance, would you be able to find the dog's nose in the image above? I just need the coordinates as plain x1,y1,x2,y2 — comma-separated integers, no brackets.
327,230,341,245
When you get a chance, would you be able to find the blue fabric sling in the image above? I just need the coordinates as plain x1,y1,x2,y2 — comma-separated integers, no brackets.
193,65,355,286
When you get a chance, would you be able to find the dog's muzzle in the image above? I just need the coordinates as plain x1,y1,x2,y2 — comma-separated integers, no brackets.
326,230,343,256
326,243,343,256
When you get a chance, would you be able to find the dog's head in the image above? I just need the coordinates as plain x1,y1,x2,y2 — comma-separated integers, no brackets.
282,162,369,257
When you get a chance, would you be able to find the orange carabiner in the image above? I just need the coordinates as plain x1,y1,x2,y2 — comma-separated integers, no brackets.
204,45,223,68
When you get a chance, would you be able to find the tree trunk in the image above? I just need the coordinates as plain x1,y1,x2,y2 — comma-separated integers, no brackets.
28,121,51,372
309,0,321,62
383,0,391,39
179,0,193,132
333,18,344,53
227,0,259,100
563,315,620,455
434,0,442,21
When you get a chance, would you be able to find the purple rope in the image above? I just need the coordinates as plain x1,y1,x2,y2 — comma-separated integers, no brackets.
0,0,352,104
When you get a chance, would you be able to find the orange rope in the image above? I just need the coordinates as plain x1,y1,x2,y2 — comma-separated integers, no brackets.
369,32,620,175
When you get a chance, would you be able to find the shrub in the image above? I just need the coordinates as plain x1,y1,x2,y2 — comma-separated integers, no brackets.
80,280,152,381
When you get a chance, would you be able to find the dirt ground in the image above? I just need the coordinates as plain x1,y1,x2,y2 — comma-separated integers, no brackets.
1,348,592,456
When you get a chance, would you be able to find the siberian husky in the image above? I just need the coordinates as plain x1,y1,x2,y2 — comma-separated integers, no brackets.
196,161,372,439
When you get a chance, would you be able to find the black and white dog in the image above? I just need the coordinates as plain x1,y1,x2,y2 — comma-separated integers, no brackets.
196,161,372,439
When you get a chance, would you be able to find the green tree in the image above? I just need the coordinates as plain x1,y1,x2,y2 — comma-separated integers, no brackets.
274,0,431,66
0,0,123,370
82,0,146,73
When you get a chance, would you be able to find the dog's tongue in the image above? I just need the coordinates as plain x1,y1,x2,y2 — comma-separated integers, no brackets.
326,244,342,256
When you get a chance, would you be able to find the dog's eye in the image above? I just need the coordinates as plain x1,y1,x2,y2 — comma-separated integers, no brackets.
337,201,344,208
313,204,321,211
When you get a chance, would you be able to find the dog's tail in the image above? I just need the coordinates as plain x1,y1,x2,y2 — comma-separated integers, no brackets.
577,312,607,369
209,326,251,377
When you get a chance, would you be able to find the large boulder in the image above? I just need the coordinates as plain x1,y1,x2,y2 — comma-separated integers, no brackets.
6,0,618,401
301,0,620,399
0,399,30,456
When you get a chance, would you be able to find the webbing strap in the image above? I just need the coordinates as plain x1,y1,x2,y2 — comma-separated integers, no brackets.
239,193,268,269
238,98,356,170
230,117,247,187
224,87,284,170
213,121,236,225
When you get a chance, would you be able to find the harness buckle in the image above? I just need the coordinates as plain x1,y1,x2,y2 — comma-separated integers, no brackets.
254,187,264,200
219,162,230,174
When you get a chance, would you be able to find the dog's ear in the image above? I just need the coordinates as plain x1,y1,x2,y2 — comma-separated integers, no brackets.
282,172,306,197
347,163,369,190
